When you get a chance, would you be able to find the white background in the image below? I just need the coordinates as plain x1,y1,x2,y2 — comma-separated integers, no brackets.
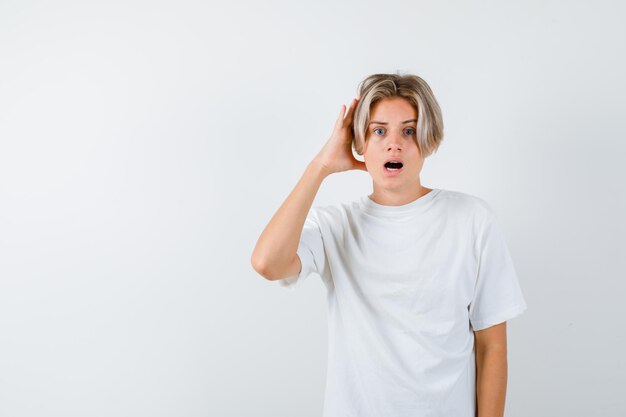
1,1,624,416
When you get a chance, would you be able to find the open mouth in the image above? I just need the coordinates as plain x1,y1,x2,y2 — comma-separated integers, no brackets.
384,161,403,172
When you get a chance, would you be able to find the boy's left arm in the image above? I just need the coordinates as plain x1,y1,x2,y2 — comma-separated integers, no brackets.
474,321,508,417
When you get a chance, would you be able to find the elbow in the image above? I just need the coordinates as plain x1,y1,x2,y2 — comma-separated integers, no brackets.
250,254,275,281
251,248,299,281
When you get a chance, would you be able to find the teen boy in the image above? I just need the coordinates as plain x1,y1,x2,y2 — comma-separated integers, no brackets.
251,73,527,417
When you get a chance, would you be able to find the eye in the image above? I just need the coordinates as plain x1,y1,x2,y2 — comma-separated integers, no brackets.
373,128,385,135
404,128,416,135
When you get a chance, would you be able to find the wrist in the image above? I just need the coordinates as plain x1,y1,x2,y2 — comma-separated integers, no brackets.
308,160,332,179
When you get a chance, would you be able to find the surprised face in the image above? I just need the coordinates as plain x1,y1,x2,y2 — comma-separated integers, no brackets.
363,97,426,198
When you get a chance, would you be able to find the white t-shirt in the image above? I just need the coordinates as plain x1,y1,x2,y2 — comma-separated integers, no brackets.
277,188,527,417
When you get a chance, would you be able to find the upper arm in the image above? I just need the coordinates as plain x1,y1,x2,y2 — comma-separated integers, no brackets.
468,203,527,331
271,255,302,281
474,321,507,354
273,206,330,290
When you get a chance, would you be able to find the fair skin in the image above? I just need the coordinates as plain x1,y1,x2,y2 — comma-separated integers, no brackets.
251,96,508,416
251,98,364,279
362,96,432,206
475,322,508,417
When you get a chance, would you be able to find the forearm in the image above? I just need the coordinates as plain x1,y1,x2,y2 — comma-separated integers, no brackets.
475,347,507,417
251,160,328,277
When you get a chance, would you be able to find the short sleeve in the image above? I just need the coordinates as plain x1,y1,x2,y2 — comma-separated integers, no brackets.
469,206,528,331
276,207,328,291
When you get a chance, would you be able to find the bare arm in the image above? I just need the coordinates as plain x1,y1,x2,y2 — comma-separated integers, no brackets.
475,321,508,417
250,161,329,280
251,98,366,280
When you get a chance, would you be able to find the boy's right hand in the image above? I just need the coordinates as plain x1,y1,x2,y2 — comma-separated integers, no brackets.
313,98,368,176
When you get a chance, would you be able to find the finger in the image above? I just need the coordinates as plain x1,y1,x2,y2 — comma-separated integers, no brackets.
343,99,357,126
335,104,346,127
348,98,358,120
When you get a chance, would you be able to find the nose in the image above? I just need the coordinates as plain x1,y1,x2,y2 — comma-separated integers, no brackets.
386,134,404,151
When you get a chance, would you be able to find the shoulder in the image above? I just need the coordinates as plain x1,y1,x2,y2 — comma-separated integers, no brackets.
436,188,495,221
307,201,347,225
307,198,368,231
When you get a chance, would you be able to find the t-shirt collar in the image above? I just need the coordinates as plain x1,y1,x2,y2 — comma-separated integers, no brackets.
359,188,442,216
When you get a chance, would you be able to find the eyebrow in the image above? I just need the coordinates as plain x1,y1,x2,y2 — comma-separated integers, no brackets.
369,119,417,125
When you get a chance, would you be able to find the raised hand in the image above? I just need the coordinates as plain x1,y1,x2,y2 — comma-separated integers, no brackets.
313,97,368,176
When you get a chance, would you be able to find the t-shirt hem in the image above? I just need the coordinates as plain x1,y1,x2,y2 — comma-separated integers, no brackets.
470,302,528,331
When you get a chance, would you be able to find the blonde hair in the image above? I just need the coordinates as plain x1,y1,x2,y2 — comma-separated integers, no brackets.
352,72,444,158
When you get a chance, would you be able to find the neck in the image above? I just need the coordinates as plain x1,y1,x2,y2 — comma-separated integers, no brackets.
369,183,432,206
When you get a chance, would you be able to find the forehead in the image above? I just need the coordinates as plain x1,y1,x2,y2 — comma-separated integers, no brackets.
369,97,417,122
